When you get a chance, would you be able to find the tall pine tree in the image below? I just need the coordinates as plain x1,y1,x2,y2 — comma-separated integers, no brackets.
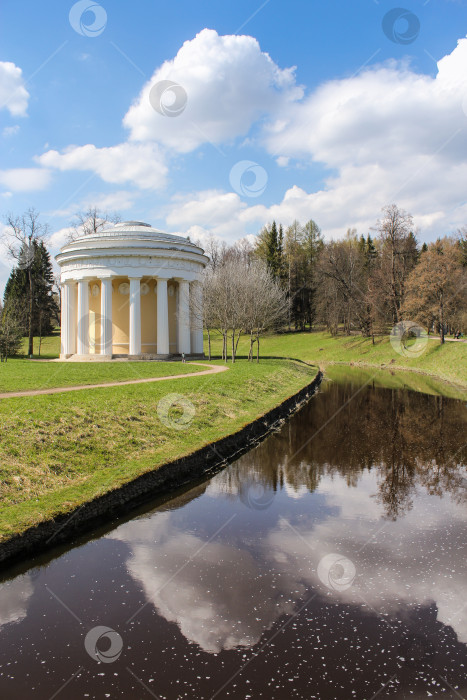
3,240,58,344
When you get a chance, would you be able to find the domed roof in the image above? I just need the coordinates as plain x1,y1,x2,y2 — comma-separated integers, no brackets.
72,220,191,246
56,219,208,283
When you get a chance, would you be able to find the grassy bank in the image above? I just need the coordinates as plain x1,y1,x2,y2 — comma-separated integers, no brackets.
207,331,467,391
0,358,318,541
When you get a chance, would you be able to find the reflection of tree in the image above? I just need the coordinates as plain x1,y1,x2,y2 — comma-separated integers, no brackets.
214,381,466,520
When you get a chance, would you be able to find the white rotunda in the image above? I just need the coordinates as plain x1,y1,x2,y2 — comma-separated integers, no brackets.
56,221,208,360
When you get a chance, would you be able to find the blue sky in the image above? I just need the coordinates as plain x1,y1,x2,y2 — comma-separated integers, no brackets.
1,0,467,291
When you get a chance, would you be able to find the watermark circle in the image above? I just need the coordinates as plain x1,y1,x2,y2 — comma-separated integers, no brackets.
317,553,356,592
382,8,420,45
157,393,195,430
69,0,107,37
229,160,268,198
84,626,123,663
149,80,187,117
390,321,428,359
239,480,274,510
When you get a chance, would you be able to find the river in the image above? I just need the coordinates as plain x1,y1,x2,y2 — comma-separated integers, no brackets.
0,368,466,699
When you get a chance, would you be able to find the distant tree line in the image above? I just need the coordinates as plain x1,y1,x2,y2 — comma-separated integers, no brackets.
252,204,467,343
199,204,466,357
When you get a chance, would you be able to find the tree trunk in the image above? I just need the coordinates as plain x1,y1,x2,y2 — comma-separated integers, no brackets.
440,292,445,345
222,333,227,361
391,246,399,324
235,332,242,357
207,328,211,360
28,269,34,356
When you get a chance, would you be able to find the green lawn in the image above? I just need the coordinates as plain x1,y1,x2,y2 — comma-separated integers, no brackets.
207,330,467,390
0,358,318,541
18,331,62,359
0,358,204,393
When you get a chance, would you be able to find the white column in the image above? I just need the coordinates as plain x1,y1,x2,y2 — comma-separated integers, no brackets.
191,281,204,355
67,282,76,355
101,278,113,356
157,278,169,355
60,283,68,356
77,279,89,355
177,279,191,354
129,277,141,356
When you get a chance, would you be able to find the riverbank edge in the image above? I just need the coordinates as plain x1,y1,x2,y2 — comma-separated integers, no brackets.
321,360,467,394
0,370,322,569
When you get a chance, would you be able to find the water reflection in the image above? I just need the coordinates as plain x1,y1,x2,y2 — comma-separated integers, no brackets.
108,515,298,653
0,575,33,627
0,371,466,699
108,375,466,653
216,377,466,520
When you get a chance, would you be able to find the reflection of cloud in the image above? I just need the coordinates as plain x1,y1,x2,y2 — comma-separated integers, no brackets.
265,472,467,644
110,465,467,655
284,482,308,499
108,516,298,653
316,469,383,521
0,575,33,627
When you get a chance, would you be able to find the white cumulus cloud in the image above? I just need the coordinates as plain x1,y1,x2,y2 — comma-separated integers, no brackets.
36,142,168,190
0,61,29,116
0,168,52,191
124,28,303,152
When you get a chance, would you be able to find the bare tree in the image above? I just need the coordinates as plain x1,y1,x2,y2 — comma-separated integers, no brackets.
403,237,466,343
244,261,289,362
315,231,367,335
68,206,121,241
3,208,49,356
202,258,288,363
202,233,229,271
373,204,417,324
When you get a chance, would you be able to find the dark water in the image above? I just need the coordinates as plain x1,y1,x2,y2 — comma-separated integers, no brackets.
0,369,466,700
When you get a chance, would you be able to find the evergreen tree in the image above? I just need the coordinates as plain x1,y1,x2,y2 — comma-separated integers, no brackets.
277,224,286,283
301,219,323,329
365,235,378,267
267,221,280,276
456,229,467,267
3,239,58,343
0,299,24,360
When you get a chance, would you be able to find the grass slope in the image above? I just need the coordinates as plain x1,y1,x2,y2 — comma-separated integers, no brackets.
208,331,467,390
0,358,318,541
